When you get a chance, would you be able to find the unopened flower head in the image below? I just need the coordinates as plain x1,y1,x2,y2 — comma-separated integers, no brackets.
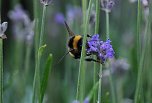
101,0,115,13
0,22,8,39
89,10,96,25
40,0,52,6
87,34,114,63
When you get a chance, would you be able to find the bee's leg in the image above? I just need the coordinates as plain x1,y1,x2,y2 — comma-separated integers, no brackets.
85,58,101,63
86,53,91,56
87,34,92,38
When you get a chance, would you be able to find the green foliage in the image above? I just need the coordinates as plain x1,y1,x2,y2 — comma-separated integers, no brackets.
40,54,53,103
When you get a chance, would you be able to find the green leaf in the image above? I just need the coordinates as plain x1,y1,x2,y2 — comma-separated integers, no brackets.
40,53,53,103
88,81,99,100
32,44,46,103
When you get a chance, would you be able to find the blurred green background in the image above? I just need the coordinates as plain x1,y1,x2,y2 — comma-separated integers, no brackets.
1,0,152,103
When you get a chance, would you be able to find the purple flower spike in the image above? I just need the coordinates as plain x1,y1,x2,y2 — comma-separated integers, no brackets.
87,35,115,63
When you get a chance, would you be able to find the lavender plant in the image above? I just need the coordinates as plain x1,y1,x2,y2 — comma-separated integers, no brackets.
101,0,116,103
2,0,152,103
0,21,8,103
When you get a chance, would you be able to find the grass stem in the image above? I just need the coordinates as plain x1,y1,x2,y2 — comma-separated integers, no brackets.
105,6,116,103
33,4,47,103
134,0,142,102
106,11,109,39
76,0,93,102
0,39,3,103
94,0,100,102
97,65,102,103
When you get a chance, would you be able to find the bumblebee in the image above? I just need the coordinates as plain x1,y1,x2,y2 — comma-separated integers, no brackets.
64,21,82,59
64,21,100,63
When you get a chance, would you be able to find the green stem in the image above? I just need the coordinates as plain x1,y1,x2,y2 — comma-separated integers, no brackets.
136,0,141,63
105,5,116,103
32,49,41,103
76,0,93,102
134,0,142,102
106,11,109,39
0,39,3,103
34,0,40,55
94,0,100,102
24,44,32,80
33,4,47,103
97,65,102,103
134,45,145,103
39,5,47,47
109,68,116,103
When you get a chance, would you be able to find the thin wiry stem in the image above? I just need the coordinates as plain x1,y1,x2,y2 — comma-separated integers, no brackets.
97,65,102,103
94,0,100,102
0,39,3,103
106,11,110,39
136,0,142,63
105,5,116,103
134,0,142,102
76,0,93,102
32,51,40,103
39,5,47,47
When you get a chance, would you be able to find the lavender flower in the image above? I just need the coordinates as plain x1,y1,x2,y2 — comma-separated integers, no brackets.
87,34,114,63
102,59,130,78
66,6,82,23
8,4,30,26
101,0,115,12
54,13,65,24
0,22,8,39
40,0,52,6
26,21,35,45
110,59,130,76
8,4,34,43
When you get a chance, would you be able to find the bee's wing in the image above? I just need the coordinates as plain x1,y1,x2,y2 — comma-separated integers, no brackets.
64,21,75,36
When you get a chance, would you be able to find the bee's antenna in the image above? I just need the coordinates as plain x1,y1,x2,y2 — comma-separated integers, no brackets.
64,21,75,36
53,49,73,67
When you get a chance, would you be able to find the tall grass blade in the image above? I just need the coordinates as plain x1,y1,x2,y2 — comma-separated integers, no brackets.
134,0,142,102
39,54,53,103
87,81,99,102
32,44,46,103
94,0,100,102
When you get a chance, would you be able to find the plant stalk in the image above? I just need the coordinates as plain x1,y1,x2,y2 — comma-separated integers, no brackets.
76,0,93,102
0,39,3,103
